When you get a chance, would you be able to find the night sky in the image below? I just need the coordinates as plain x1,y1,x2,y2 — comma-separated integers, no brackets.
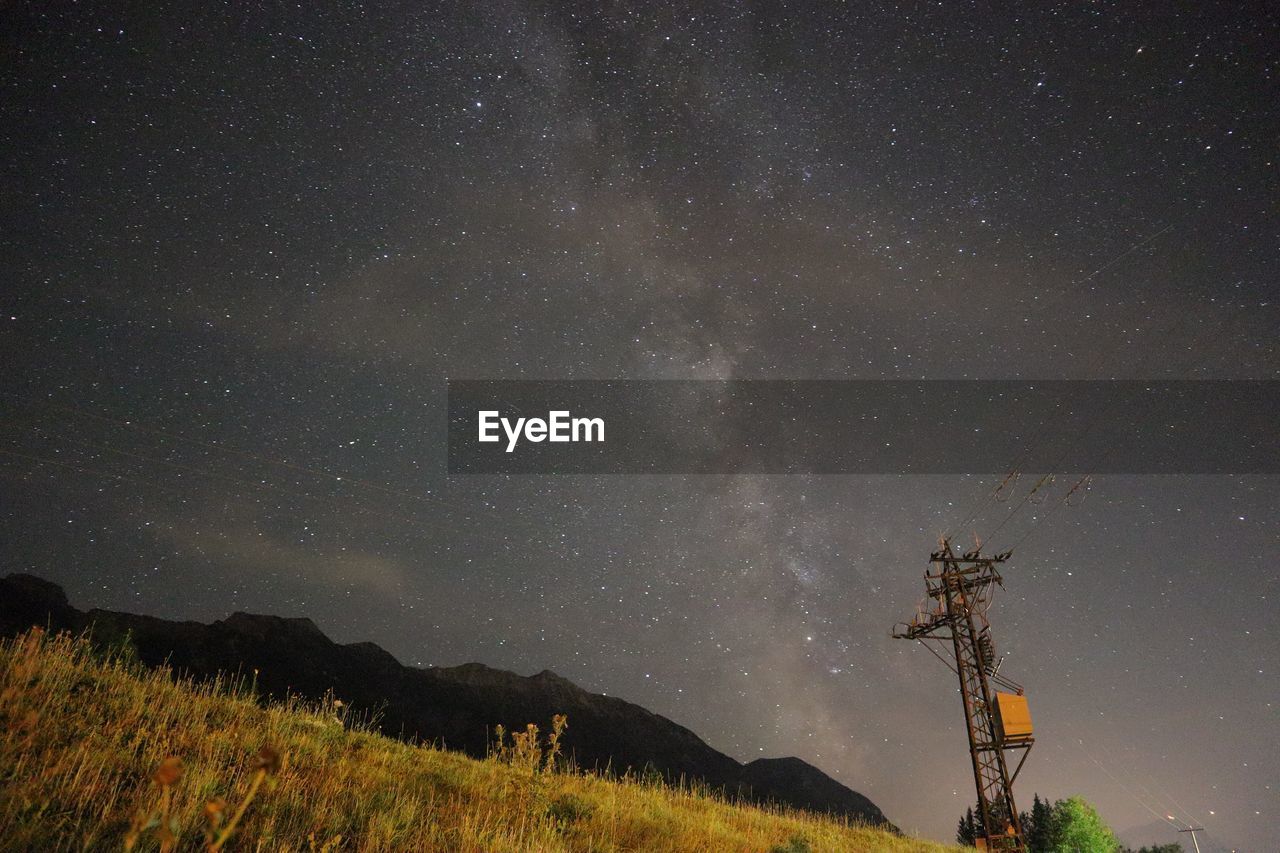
2,3,1277,848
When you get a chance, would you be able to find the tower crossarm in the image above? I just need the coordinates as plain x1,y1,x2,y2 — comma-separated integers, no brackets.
892,539,1032,852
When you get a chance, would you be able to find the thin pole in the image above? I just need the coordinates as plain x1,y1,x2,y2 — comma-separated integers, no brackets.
1177,827,1204,853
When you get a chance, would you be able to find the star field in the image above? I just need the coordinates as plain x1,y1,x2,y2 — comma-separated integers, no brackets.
1,3,1277,848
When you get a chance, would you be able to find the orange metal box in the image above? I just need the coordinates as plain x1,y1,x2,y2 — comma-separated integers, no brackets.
994,692,1033,740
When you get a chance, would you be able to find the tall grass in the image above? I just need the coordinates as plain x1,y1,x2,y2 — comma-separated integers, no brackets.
0,628,959,852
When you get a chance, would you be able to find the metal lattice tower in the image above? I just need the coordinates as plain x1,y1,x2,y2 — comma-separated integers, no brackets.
893,540,1034,852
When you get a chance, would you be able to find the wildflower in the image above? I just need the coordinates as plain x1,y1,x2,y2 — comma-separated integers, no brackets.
203,797,228,840
252,746,282,775
153,756,183,786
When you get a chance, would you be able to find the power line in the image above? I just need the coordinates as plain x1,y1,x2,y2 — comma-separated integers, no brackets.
1075,223,1176,286
982,301,1253,552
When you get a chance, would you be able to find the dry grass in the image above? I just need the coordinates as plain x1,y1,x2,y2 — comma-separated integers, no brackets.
0,628,960,852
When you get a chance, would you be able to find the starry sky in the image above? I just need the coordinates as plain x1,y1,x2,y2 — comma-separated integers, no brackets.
2,2,1277,848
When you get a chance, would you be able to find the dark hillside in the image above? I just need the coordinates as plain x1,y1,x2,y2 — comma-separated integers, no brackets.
0,572,889,828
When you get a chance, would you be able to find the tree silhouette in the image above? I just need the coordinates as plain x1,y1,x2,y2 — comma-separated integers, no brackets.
956,793,1123,852
956,806,979,845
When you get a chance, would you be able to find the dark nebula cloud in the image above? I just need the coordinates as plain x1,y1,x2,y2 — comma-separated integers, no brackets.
2,3,1276,847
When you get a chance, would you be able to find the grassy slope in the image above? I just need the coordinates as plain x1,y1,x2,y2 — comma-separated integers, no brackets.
0,629,961,852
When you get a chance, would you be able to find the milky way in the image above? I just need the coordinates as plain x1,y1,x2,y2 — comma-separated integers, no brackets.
2,4,1276,847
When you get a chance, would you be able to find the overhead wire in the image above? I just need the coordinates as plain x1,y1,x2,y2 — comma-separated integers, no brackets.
986,301,1254,553
1081,748,1184,830
940,209,1271,548
1035,721,1189,831
916,202,1243,843
918,637,960,676
1003,476,1090,554
0,448,201,497
925,223,1235,837
1148,780,1208,830
1075,223,1176,286
944,222,1185,542
1055,720,1208,832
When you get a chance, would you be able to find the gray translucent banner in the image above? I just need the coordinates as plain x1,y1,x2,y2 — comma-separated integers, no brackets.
446,380,1277,474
